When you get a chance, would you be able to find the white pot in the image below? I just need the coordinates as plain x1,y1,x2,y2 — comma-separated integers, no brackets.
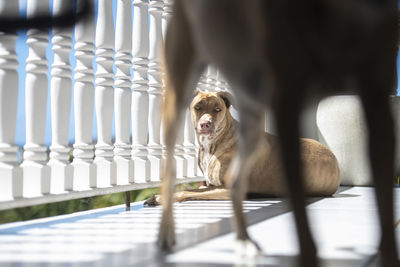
316,95,400,186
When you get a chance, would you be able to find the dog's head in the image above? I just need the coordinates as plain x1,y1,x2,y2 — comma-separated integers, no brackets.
190,91,232,138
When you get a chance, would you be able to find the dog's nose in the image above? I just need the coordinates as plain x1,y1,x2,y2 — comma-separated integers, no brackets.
200,121,211,130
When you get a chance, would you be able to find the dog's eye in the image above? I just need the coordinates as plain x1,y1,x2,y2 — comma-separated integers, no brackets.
195,106,201,111
215,108,221,112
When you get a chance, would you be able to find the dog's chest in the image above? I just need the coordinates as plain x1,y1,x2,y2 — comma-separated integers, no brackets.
199,136,222,186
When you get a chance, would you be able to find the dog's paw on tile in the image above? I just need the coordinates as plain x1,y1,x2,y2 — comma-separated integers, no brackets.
157,213,176,251
235,239,263,258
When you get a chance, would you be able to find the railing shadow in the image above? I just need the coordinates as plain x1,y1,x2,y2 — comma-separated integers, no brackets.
0,186,385,267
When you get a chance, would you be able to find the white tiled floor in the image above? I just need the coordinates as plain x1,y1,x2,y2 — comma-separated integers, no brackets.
166,187,400,267
0,187,399,267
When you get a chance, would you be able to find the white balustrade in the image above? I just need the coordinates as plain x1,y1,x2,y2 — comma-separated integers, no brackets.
95,0,116,188
148,0,164,181
0,0,208,209
114,0,134,185
72,0,96,190
0,1,23,201
131,0,150,182
21,0,51,197
48,0,73,194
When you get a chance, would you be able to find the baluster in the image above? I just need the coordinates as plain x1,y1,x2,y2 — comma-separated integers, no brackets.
216,70,228,92
194,67,204,176
72,0,96,190
159,0,172,179
174,78,186,178
206,65,218,92
161,0,173,38
48,0,73,193
0,1,23,200
159,106,167,180
181,29,197,178
197,70,208,92
219,72,238,122
194,127,202,176
131,0,150,182
221,75,230,92
160,0,186,178
21,0,51,197
175,119,186,179
183,108,197,177
215,70,223,92
94,0,116,188
148,0,163,181
114,0,133,185
195,68,205,175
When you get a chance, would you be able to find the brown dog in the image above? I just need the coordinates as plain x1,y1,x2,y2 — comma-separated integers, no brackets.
146,91,340,204
158,1,398,266
192,90,340,196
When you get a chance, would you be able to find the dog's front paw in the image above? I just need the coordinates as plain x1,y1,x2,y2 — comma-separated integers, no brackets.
235,239,263,258
144,194,161,206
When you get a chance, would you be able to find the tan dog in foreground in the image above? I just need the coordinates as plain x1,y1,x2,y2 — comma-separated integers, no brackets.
146,91,340,204
157,1,398,266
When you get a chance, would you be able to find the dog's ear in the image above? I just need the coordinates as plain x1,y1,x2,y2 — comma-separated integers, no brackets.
217,91,232,108
192,89,201,99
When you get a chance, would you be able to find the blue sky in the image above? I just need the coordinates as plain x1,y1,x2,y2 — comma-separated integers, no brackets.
13,0,400,147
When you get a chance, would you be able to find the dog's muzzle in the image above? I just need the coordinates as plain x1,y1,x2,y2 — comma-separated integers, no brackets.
197,118,213,135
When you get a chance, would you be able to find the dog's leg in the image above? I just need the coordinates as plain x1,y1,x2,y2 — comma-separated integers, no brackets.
175,187,230,201
227,101,265,257
157,0,205,251
358,73,399,267
274,89,318,267
145,186,230,206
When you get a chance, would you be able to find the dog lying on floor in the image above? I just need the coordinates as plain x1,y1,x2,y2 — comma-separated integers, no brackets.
145,90,340,204
156,1,399,266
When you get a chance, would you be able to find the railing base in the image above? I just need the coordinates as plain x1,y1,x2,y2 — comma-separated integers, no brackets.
114,157,134,185
132,157,151,183
21,161,51,197
0,163,23,201
49,159,74,193
72,159,97,190
0,176,206,211
94,158,117,188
